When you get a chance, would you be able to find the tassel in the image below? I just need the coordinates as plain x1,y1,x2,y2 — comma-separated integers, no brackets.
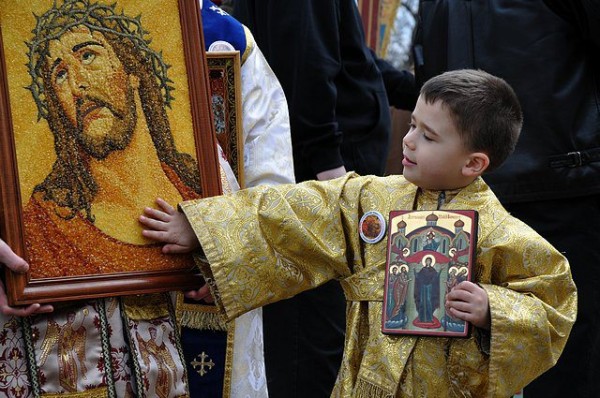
179,308,228,331
354,379,394,398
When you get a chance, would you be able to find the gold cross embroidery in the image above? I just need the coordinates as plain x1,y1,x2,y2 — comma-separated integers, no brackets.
191,351,215,376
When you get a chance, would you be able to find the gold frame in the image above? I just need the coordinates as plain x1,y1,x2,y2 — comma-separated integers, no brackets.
207,51,244,187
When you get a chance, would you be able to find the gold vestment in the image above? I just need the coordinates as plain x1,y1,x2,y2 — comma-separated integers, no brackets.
181,174,577,398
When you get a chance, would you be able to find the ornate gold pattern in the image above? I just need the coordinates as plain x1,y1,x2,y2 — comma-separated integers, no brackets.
136,325,179,398
122,294,170,321
38,312,88,393
181,174,577,397
42,387,108,398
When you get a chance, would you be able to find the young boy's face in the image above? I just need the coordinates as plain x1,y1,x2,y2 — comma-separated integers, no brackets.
402,95,473,191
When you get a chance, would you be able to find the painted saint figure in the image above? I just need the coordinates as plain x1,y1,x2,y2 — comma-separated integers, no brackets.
136,326,179,398
387,264,411,325
422,230,440,251
39,312,88,392
413,255,441,328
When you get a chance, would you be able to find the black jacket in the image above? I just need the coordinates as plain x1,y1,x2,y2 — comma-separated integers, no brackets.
234,0,393,181
414,0,600,203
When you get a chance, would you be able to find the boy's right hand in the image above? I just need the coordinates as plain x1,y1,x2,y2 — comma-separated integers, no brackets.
140,198,200,254
0,238,54,316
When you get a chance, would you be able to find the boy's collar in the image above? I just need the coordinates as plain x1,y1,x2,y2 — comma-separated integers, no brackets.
414,187,462,210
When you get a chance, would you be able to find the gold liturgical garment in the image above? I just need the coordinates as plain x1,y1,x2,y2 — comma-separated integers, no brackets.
181,173,577,398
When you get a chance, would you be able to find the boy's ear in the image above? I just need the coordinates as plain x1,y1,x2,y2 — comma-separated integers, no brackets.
462,153,490,177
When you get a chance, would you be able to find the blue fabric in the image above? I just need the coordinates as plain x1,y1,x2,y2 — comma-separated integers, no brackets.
202,0,247,55
182,327,228,397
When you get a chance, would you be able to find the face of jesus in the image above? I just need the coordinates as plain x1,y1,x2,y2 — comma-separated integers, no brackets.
47,27,137,159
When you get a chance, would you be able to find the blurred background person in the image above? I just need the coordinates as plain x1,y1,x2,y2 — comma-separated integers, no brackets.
413,1,599,396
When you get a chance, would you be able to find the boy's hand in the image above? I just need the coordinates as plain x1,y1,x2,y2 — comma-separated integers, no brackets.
445,281,491,330
0,238,54,316
139,198,200,254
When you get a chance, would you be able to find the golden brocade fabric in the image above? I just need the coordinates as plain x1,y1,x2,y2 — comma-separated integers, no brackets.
180,173,577,398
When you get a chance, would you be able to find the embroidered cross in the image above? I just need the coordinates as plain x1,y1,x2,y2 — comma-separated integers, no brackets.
191,352,215,376
210,5,228,16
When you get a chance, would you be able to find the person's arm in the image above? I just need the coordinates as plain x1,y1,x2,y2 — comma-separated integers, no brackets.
371,50,418,111
0,238,54,316
142,174,361,321
236,0,346,178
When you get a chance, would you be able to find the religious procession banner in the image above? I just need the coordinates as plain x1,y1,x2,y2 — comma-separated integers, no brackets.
357,0,401,56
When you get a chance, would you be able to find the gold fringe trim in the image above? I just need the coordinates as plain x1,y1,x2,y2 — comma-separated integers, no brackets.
122,293,170,320
178,308,228,331
42,387,108,398
354,379,394,398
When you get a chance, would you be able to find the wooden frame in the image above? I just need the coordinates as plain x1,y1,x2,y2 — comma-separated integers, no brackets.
381,210,478,337
206,51,244,187
0,0,221,305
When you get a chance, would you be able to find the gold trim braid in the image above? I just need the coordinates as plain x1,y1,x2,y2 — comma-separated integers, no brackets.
42,387,108,398
122,294,170,320
241,26,255,65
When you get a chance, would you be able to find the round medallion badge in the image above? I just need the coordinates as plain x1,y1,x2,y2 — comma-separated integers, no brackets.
359,211,386,244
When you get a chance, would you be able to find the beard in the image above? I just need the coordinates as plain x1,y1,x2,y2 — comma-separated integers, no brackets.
74,84,137,160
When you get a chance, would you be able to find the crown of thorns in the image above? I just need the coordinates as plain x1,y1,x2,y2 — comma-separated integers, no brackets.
25,0,175,120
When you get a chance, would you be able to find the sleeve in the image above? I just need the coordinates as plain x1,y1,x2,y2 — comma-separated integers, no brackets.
475,217,577,396
543,0,600,48
179,174,359,321
237,0,345,176
239,32,296,188
279,1,345,176
371,49,418,111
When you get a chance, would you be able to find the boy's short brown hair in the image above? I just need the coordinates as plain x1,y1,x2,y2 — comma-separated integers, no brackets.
420,69,523,172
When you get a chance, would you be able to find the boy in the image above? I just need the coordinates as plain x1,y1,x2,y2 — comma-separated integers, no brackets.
140,70,576,397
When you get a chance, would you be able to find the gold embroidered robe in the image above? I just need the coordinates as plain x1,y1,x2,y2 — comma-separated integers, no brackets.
181,173,577,398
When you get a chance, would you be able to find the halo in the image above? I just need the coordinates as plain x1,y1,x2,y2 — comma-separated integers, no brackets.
448,266,459,276
399,264,409,273
421,254,436,267
389,265,400,274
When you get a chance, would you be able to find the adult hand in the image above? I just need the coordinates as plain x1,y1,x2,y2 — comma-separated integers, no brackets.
0,239,54,316
184,284,215,303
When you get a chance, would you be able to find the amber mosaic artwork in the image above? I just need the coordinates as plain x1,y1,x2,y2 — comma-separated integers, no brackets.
1,0,202,279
